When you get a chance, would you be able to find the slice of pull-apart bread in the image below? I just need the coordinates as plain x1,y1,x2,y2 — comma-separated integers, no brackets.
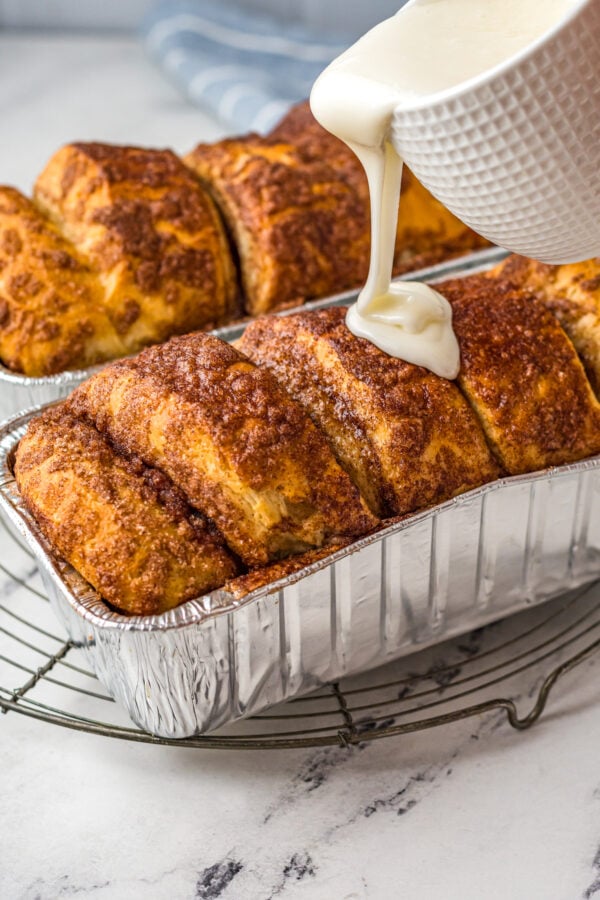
14,406,237,615
0,187,126,375
440,275,600,473
185,101,487,317
67,332,376,567
238,307,499,517
34,143,238,353
488,255,600,395
184,116,371,317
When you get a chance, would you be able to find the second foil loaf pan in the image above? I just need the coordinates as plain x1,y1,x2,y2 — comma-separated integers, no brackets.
1,407,598,738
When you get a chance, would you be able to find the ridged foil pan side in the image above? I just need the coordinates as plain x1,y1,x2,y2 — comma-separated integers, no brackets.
1,407,599,738
0,246,508,423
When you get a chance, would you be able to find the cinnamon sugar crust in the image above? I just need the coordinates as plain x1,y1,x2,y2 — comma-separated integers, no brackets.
33,142,238,353
14,406,237,615
238,307,499,517
0,187,126,375
67,332,377,567
185,131,371,316
488,255,600,395
440,274,600,473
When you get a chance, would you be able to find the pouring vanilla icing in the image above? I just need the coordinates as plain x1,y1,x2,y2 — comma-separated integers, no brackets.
310,0,576,379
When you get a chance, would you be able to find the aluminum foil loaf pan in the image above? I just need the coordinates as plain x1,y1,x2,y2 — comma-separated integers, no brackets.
0,247,506,424
1,407,599,738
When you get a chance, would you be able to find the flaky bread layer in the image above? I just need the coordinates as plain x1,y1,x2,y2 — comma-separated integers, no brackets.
14,406,237,615
1,104,487,377
34,143,238,350
0,143,238,376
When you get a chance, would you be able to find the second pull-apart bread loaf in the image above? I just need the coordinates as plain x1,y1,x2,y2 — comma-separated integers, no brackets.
66,332,376,567
0,104,488,377
14,266,600,616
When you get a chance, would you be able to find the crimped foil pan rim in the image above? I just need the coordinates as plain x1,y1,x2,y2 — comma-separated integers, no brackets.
0,246,508,386
1,402,598,634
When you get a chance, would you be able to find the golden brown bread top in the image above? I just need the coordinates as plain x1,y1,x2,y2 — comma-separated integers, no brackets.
67,332,377,567
488,254,600,395
238,306,500,516
14,406,237,615
184,100,488,316
34,143,238,351
440,274,600,473
0,187,126,375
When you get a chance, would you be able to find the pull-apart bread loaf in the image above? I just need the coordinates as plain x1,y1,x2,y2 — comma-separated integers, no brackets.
488,254,600,396
14,406,237,615
185,101,488,316
14,267,600,617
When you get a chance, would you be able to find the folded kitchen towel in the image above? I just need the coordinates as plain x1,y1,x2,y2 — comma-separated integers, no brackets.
143,0,351,133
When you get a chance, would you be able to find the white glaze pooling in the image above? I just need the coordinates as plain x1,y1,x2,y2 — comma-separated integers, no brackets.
310,0,575,378
346,280,458,377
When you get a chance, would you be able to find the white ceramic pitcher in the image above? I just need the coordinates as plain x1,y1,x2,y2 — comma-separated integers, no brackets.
390,0,600,264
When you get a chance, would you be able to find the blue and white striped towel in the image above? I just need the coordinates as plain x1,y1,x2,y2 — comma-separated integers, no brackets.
143,1,351,134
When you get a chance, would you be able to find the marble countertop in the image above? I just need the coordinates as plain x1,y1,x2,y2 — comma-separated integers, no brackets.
1,30,600,900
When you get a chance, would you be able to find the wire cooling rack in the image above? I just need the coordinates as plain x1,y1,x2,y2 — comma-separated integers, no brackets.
1,514,600,750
